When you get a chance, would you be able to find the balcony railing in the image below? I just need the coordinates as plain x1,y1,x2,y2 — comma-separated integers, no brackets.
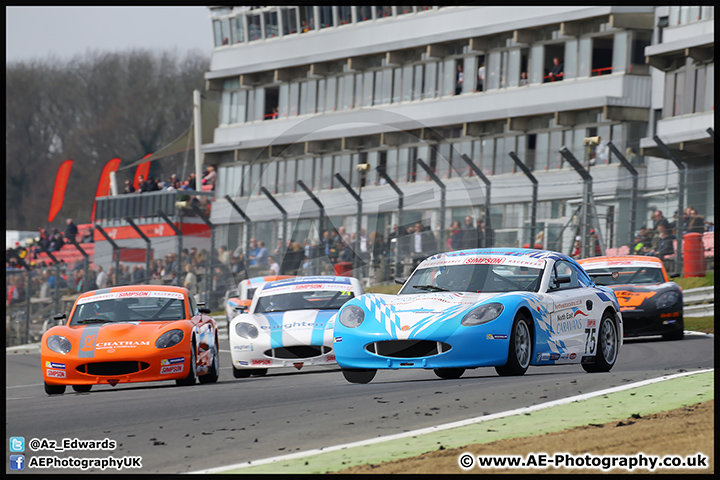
95,190,215,225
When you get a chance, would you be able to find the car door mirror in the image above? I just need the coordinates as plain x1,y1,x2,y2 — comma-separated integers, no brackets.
394,277,407,285
550,276,572,289
53,313,67,321
234,305,248,312
670,272,680,278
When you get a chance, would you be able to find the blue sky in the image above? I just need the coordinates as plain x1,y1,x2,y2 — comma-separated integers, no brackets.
6,6,212,63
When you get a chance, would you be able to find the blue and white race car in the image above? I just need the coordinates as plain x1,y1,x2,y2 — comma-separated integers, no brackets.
334,248,622,383
229,276,364,378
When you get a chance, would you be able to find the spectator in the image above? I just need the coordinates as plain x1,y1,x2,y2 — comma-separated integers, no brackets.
266,255,280,275
255,241,269,266
246,238,260,266
449,221,463,250
64,218,79,243
648,227,674,258
183,264,198,296
461,216,478,249
202,166,217,190
187,173,197,191
687,208,705,233
338,241,354,263
571,237,582,259
592,137,609,166
123,180,136,194
412,222,437,257
96,265,108,289
136,175,146,193
519,71,528,86
455,62,464,95
633,233,648,255
652,210,671,232
549,57,563,81
477,62,485,91
48,229,64,252
218,245,231,268
81,226,94,243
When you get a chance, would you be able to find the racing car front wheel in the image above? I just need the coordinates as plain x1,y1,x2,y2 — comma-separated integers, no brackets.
342,368,377,384
434,368,465,379
582,313,618,373
232,366,252,378
45,383,66,395
495,314,532,377
72,385,92,392
176,341,197,386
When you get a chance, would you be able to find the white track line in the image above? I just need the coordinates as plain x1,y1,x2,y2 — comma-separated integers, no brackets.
189,368,714,474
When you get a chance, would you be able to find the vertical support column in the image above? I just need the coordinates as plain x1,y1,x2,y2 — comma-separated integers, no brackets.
508,152,539,248
297,180,325,245
124,217,152,282
376,166,404,277
652,135,685,274
460,154,491,246
334,173,363,274
415,159,446,249
559,147,594,258
94,224,121,286
157,210,184,283
607,142,639,248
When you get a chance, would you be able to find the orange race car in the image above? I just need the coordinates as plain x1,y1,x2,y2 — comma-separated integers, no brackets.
41,285,220,395
578,256,684,341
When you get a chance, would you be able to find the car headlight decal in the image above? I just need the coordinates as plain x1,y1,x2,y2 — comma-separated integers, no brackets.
461,303,504,326
155,329,184,349
235,322,259,339
655,291,679,309
339,305,365,328
47,335,72,354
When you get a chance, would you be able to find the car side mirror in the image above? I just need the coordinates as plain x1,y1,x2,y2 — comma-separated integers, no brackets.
554,276,572,285
394,277,407,285
670,272,680,278
198,307,211,314
53,313,66,321
234,305,248,312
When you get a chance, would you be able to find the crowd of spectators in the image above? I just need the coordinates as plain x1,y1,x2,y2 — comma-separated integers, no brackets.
121,166,217,194
632,207,712,258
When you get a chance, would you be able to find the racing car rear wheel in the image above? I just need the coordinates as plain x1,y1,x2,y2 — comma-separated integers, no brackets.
495,314,532,377
342,368,377,384
72,385,92,392
434,368,465,379
176,341,197,386
199,340,219,384
45,383,66,395
582,312,618,373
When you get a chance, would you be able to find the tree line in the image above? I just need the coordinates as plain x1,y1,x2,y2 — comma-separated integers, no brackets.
5,49,210,230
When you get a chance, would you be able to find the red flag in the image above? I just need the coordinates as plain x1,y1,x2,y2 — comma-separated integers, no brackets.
133,153,153,190
48,159,74,223
90,157,122,223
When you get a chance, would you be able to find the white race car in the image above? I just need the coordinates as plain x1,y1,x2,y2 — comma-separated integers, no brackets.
229,276,364,378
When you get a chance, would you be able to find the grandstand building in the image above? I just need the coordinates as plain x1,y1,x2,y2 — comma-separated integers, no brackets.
201,5,713,257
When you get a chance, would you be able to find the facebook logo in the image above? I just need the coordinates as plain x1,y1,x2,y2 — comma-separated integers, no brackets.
9,437,25,452
9,454,25,470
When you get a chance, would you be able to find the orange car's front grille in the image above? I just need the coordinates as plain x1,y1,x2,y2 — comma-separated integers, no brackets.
77,361,151,376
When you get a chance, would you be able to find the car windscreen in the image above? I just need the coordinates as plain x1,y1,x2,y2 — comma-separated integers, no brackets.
400,263,544,294
586,266,665,286
255,289,355,313
70,295,187,325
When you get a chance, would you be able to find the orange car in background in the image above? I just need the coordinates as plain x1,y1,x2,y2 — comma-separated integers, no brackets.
578,256,684,341
224,275,294,327
41,285,220,395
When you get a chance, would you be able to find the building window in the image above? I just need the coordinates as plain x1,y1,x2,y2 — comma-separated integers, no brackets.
325,76,337,111
338,74,354,110
264,10,279,38
354,73,364,108
213,18,230,46
424,61,437,99
362,71,374,107
591,36,614,76
413,64,424,100
318,6,334,28
264,87,279,120
299,6,315,32
284,159,296,193
442,59,455,96
278,84,289,119
337,6,352,25
356,6,372,22
288,82,300,117
542,44,565,83
281,7,298,35
392,67,402,103
376,6,392,18
231,16,245,44
248,14,262,41
534,132,549,171
397,6,414,15
321,155,333,190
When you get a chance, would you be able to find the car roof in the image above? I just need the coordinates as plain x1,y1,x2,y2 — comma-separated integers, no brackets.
76,285,188,301
578,256,664,266
241,275,295,285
